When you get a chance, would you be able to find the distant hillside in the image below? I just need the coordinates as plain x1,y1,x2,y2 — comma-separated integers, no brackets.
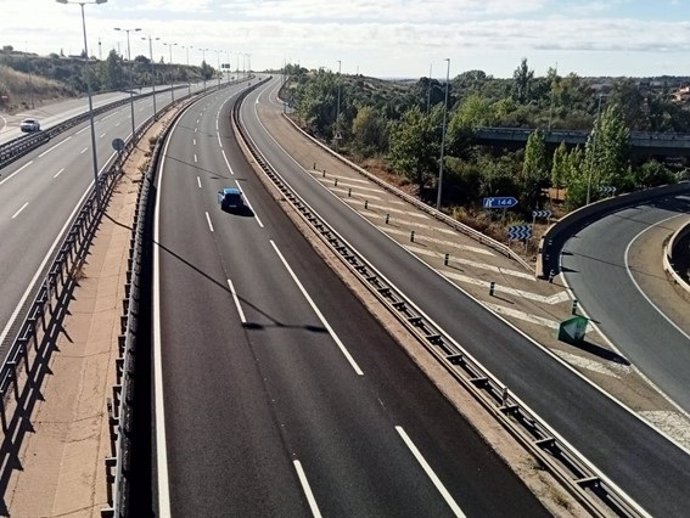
0,64,74,113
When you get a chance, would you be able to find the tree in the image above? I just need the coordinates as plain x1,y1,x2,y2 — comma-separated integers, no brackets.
102,49,125,89
351,105,388,156
389,105,440,191
564,146,587,209
512,58,534,104
520,129,548,207
551,141,568,198
583,102,630,198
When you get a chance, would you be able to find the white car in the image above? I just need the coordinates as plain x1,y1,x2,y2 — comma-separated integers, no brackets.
20,118,41,132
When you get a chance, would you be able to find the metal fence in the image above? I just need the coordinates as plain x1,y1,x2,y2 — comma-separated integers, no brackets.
234,84,648,518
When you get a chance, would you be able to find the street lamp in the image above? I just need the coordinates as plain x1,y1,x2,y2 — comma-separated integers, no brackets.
56,0,107,204
586,93,609,205
436,57,450,211
200,48,209,91
215,49,221,89
163,42,177,102
181,44,192,96
114,27,141,139
141,35,160,119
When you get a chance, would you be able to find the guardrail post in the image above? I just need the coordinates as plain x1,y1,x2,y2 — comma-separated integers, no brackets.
19,339,30,376
410,230,415,243
444,253,449,266
0,390,7,433
8,362,19,401
490,281,496,296
571,299,579,315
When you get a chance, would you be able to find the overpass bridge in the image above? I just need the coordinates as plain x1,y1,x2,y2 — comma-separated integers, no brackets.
473,127,690,157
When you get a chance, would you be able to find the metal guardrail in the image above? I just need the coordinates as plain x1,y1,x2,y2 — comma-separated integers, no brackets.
279,114,533,272
0,85,183,170
236,85,648,518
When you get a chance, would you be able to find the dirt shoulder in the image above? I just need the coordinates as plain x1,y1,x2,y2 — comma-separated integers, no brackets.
4,108,178,517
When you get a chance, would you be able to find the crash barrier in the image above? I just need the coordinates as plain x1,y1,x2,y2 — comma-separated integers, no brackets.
279,112,532,272
99,78,242,517
663,218,690,296
537,182,690,278
0,84,187,170
236,85,648,518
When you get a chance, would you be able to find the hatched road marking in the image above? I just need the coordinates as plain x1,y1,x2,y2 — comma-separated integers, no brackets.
443,270,571,304
379,226,494,256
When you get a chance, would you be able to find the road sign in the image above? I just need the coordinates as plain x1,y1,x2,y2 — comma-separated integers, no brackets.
483,197,518,209
507,224,532,240
532,210,552,220
599,185,616,196
111,138,125,152
558,315,588,344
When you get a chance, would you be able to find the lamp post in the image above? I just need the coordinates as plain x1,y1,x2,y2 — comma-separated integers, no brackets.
56,0,106,204
586,93,608,205
114,27,141,139
200,48,209,91
436,57,450,211
215,49,221,89
182,44,192,96
226,50,231,83
141,35,160,119
163,42,177,102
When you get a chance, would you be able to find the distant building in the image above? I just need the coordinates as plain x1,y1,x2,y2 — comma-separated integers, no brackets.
672,86,690,103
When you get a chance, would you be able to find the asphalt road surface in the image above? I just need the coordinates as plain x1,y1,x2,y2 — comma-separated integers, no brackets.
153,83,549,517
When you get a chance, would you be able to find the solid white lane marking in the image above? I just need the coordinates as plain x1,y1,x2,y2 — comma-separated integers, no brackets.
217,132,223,148
234,181,264,228
443,270,570,304
378,226,494,256
38,136,72,158
205,211,214,232
11,202,29,219
80,147,88,154
0,160,34,187
221,149,234,175
293,460,322,518
75,126,88,135
194,153,198,163
405,245,534,280
270,240,363,375
395,426,465,517
227,278,247,324
625,214,690,343
53,167,65,178
196,176,202,188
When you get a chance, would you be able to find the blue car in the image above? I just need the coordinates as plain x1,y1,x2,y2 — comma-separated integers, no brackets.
218,187,245,212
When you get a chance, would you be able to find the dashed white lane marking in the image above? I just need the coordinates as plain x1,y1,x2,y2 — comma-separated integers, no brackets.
196,176,201,188
38,136,72,158
205,211,214,232
221,149,234,175
99,132,106,138
193,138,196,146
11,202,29,219
196,118,199,124
76,127,88,135
270,240,363,376
639,411,690,451
482,301,560,329
80,147,88,154
115,121,121,127
227,278,247,324
552,349,630,379
293,460,323,518
443,270,571,304
53,167,65,178
395,426,466,517
0,160,34,187
194,127,198,133
405,245,534,280
194,153,198,163
378,226,494,256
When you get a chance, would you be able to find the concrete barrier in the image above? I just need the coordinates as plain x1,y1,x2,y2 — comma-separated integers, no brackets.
537,181,690,278
663,218,690,296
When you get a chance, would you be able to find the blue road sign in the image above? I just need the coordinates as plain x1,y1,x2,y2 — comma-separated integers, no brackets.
483,197,518,209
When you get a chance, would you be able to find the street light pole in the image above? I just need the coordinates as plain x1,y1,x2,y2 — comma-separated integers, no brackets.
142,35,159,119
336,59,341,138
586,93,607,205
56,0,107,204
164,42,177,102
436,57,450,211
200,48,209,91
183,45,192,96
114,27,141,139
216,49,221,89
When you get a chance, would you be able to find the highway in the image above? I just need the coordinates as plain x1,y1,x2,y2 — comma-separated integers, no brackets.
234,78,690,516
561,195,690,412
153,83,548,516
0,79,228,354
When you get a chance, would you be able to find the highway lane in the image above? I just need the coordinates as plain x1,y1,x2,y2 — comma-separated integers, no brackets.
154,84,548,516
561,195,690,412
240,78,690,516
0,81,225,353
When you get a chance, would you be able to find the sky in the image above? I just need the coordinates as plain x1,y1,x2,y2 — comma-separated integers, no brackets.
1,0,689,79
